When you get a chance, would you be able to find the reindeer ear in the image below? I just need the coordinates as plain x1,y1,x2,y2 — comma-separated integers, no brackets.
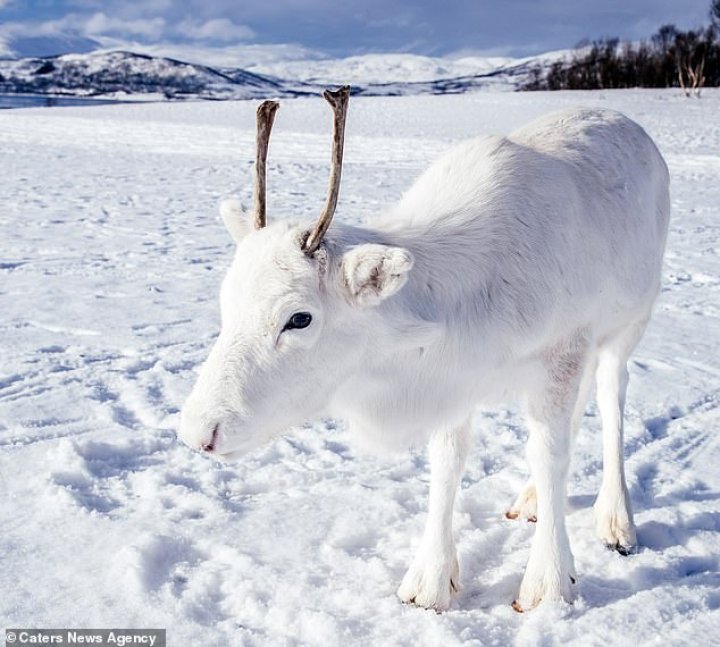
341,244,414,307
219,198,253,244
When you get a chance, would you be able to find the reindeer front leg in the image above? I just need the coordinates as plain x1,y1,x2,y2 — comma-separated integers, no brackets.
398,418,471,611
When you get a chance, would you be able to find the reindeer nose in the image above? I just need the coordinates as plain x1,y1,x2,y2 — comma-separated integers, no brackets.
201,423,220,452
178,402,223,453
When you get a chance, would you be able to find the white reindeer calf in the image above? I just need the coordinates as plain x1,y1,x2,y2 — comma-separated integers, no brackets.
179,87,670,611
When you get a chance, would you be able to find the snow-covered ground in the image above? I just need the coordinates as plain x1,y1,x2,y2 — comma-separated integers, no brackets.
0,89,718,645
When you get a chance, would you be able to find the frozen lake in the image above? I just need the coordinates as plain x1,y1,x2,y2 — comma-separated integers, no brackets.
0,93,123,109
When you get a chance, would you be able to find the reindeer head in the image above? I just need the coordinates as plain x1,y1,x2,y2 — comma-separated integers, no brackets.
178,87,415,459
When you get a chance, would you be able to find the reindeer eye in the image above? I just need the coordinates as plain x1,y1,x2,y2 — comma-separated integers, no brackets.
282,312,313,332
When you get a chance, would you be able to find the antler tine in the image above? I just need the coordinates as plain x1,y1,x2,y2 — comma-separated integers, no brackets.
253,100,279,230
303,85,351,255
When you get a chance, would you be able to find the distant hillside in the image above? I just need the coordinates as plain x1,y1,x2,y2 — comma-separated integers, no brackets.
0,51,294,100
0,49,566,100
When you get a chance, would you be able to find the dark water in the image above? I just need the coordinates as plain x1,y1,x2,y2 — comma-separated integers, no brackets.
0,94,121,109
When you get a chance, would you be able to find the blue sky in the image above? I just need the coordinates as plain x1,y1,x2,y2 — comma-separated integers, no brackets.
0,0,714,61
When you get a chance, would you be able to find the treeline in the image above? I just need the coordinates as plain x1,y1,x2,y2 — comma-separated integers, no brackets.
523,1,720,93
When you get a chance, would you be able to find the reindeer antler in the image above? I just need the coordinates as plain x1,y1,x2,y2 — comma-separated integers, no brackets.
253,100,279,229
303,85,351,255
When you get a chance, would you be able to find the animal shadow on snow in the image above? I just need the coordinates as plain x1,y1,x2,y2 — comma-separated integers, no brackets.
570,406,720,611
541,504,720,612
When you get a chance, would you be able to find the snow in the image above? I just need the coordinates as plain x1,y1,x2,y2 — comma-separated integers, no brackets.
1,88,719,645
0,34,524,82
247,53,516,85
246,50,575,88
0,48,572,100
0,51,285,101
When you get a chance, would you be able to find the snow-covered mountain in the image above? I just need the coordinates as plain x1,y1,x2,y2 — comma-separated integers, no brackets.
247,53,516,85
0,49,564,100
0,51,292,100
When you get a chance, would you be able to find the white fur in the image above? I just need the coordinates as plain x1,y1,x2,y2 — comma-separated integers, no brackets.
179,108,670,611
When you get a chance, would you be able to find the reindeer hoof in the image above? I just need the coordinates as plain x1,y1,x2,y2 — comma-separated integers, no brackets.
605,541,636,556
397,549,459,612
507,483,538,523
505,511,537,523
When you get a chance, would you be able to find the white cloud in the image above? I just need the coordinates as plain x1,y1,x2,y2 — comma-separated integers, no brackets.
174,18,254,42
83,12,166,39
0,12,164,40
111,41,324,68
0,10,255,51
0,35,12,57
66,0,172,11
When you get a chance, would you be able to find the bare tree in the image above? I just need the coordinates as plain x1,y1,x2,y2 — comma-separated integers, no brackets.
677,55,706,96
675,31,707,97
519,5,720,92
